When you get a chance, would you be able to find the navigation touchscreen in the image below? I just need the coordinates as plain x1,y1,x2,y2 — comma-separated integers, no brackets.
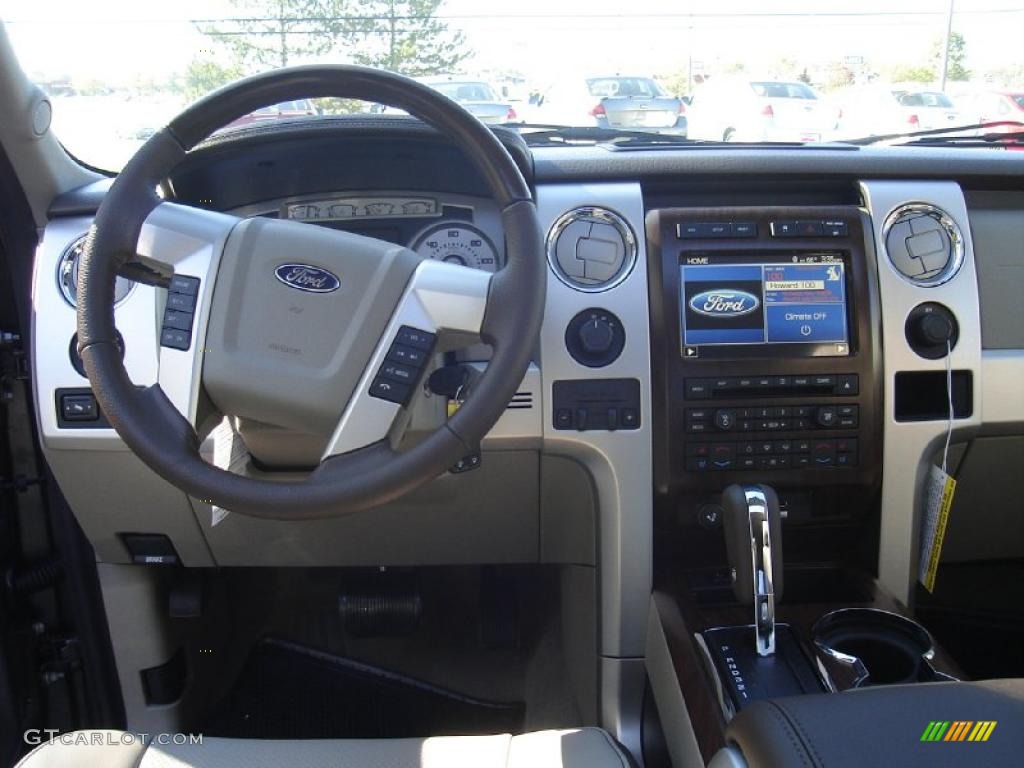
680,252,850,358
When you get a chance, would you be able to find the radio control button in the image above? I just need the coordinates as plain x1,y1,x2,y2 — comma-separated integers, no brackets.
685,379,711,399
836,374,859,395
835,437,858,453
815,406,838,428
710,444,735,460
715,409,738,431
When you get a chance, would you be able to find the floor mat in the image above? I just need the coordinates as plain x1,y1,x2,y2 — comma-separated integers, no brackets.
201,637,525,739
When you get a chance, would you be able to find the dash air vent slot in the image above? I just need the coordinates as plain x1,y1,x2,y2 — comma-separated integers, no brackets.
882,203,964,287
508,391,533,410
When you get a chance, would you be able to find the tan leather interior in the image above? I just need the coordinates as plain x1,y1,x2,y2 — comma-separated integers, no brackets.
16,728,632,768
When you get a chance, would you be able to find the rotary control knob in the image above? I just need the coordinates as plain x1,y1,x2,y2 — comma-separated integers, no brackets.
579,316,616,354
565,308,625,367
905,302,958,359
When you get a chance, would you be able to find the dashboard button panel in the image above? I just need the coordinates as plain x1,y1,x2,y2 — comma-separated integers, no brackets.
553,378,641,432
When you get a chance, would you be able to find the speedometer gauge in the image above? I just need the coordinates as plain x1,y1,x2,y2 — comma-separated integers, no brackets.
411,223,499,272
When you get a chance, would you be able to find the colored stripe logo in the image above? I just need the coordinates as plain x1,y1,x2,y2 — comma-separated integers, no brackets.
921,721,997,742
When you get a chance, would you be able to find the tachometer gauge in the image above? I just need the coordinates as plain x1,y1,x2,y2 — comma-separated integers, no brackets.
411,223,499,272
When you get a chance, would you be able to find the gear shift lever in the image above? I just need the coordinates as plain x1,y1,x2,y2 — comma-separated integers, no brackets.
722,484,785,656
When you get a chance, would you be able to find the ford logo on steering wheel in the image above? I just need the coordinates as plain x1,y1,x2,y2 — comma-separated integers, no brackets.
689,289,760,318
274,263,341,293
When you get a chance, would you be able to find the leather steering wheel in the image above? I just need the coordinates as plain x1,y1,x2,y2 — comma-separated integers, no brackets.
76,65,544,519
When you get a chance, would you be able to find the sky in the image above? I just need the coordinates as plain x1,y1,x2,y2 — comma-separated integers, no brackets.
3,0,1023,87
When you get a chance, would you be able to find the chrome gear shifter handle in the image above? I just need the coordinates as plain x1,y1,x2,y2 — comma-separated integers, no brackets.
722,484,785,657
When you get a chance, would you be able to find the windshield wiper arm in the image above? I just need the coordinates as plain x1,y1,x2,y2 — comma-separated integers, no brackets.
842,120,1024,146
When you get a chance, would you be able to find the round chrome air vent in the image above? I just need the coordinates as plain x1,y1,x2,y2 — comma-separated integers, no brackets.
57,235,135,307
882,203,964,287
546,207,637,292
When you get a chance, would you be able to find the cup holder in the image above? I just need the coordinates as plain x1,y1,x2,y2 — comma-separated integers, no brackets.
812,608,955,691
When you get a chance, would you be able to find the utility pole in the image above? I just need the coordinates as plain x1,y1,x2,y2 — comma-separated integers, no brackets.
938,0,954,90
388,0,397,72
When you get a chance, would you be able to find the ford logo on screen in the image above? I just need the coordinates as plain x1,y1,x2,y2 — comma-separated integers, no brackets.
689,289,760,318
274,264,340,293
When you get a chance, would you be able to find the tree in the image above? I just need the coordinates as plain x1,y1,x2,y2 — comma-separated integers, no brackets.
199,0,352,70
933,31,970,82
183,59,245,100
889,64,934,84
346,0,471,76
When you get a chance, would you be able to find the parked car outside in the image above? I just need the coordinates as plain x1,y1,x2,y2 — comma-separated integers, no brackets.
221,99,318,131
420,76,519,124
685,77,838,142
953,89,1024,133
536,75,687,135
370,76,519,125
834,84,961,138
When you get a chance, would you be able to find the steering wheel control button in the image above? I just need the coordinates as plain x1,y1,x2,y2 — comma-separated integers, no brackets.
396,326,435,350
169,275,200,295
160,328,191,351
386,344,426,366
371,326,436,406
162,309,194,332
61,393,98,421
565,308,626,367
160,275,201,351
166,292,197,313
552,378,641,432
379,362,416,384
369,377,411,405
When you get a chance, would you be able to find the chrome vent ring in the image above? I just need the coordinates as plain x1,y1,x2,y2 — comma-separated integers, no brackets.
881,203,964,287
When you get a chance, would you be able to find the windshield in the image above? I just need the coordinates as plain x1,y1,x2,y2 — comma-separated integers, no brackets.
4,0,1023,168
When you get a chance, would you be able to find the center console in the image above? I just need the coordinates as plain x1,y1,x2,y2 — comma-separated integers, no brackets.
646,206,882,514
643,205,966,765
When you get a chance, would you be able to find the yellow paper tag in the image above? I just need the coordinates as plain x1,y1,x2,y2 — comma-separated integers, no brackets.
446,398,461,418
919,465,957,593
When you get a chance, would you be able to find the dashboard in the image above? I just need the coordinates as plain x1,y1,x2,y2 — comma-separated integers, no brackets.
32,122,1024,743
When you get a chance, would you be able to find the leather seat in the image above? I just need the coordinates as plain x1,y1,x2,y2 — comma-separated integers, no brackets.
709,679,1024,768
16,728,632,768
